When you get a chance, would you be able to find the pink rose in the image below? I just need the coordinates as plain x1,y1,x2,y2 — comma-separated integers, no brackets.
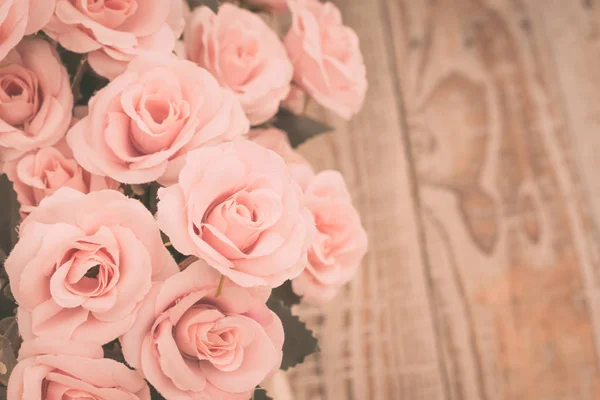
249,128,314,190
67,55,248,185
246,0,288,13
292,170,367,304
157,140,315,288
184,4,293,125
43,0,185,79
4,139,119,219
4,188,178,345
121,260,284,400
0,38,73,169
0,0,55,60
8,339,149,400
285,0,367,119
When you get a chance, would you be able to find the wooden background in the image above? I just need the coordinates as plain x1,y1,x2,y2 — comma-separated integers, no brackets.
286,0,600,399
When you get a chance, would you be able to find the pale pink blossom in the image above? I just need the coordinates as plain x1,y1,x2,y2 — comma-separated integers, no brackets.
121,260,284,399
285,0,367,119
4,138,119,219
67,55,248,185
0,38,73,170
157,140,315,288
8,338,149,400
292,170,367,304
4,188,178,345
184,4,293,125
43,0,185,79
0,0,56,60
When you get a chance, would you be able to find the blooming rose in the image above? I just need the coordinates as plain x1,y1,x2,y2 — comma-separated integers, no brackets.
249,128,314,190
8,339,149,400
184,4,293,125
4,139,119,219
285,0,367,119
43,0,185,79
292,170,367,304
4,188,178,345
157,140,315,288
67,55,248,185
0,38,73,170
0,0,55,60
120,260,284,400
246,0,288,13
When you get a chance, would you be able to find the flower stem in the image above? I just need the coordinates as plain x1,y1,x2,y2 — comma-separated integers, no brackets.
178,255,198,271
303,96,311,115
71,55,88,89
71,55,88,100
215,275,225,297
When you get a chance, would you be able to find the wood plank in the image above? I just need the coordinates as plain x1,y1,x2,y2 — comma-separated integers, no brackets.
384,0,600,399
283,0,450,398
528,0,600,351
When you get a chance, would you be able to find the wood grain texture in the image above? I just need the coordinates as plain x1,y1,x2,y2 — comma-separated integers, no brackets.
386,0,600,398
285,0,600,399
283,0,450,398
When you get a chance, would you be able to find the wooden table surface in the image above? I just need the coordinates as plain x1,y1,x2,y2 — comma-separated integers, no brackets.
286,0,600,399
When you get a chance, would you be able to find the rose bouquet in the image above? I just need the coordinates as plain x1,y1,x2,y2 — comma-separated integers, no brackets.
0,0,368,399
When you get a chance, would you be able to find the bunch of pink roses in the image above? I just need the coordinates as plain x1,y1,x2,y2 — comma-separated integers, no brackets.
0,0,368,399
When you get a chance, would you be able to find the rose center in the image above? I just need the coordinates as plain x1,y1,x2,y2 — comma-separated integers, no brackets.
235,204,253,220
31,149,81,196
144,97,171,124
84,265,100,278
231,192,262,223
3,80,24,97
74,0,138,29
196,327,236,358
67,262,115,297
0,68,41,127
236,38,259,61
62,246,120,298
219,27,262,87
174,304,247,367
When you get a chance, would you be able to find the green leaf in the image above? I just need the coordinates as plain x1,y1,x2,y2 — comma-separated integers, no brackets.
273,109,333,148
58,47,110,106
0,175,20,256
149,383,166,400
253,387,273,400
146,182,161,215
0,269,16,321
103,340,125,364
0,318,19,352
188,0,220,12
271,280,301,307
0,336,17,386
267,298,319,370
2,286,13,304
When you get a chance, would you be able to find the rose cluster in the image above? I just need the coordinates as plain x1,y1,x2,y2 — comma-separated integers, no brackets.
0,0,368,399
